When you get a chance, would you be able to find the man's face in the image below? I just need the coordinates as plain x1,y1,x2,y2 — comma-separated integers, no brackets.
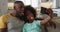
14,3,24,20
14,3,24,16
14,3,24,13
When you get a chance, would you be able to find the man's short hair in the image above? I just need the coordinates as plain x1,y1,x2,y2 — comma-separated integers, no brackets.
14,1,24,5
46,0,49,1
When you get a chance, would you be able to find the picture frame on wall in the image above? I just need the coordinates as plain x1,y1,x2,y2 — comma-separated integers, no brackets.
8,2,14,10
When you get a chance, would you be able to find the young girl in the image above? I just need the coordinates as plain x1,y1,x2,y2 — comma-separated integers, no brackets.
23,6,51,32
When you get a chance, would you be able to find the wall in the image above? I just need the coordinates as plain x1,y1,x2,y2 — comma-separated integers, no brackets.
57,0,60,8
0,0,8,16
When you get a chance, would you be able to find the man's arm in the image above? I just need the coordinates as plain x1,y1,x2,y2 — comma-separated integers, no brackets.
0,28,7,32
41,15,51,24
0,14,9,32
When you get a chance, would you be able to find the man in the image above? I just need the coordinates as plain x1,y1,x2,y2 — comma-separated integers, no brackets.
0,1,25,32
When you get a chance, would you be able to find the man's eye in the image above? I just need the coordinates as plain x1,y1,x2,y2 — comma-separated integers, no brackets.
20,6,24,8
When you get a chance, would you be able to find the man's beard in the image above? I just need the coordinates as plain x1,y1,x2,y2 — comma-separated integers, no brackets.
16,11,24,20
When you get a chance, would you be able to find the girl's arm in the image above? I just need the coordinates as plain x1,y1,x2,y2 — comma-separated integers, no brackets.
41,15,51,24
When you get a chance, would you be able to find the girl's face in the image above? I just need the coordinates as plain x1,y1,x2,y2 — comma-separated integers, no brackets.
26,11,34,23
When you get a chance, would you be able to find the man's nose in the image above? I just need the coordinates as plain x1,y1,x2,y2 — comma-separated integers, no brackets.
22,8,24,11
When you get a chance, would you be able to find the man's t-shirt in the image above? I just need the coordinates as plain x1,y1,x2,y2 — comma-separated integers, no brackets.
0,13,24,32
23,20,41,32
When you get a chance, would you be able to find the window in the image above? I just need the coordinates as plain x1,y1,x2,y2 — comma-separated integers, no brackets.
31,0,38,8
18,0,39,8
25,0,31,5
